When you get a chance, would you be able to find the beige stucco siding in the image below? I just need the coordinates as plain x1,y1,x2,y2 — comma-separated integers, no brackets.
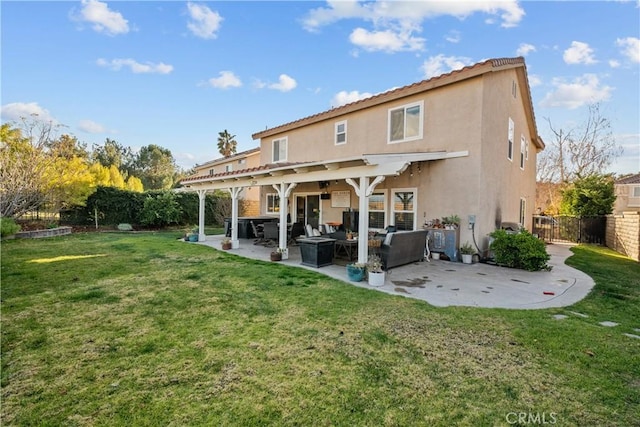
260,78,484,165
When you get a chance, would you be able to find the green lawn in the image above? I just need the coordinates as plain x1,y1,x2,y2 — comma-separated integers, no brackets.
2,233,638,426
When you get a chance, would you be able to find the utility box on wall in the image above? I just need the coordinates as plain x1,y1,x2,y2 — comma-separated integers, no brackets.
427,228,460,261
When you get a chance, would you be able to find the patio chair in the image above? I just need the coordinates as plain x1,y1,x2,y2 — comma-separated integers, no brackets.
289,222,305,245
250,221,265,245
262,222,279,247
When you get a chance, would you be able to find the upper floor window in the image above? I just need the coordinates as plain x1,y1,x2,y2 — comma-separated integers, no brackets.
238,158,246,165
631,186,640,207
388,101,423,143
520,135,526,170
335,121,347,145
208,168,215,175
507,118,514,161
272,137,287,162
225,164,233,173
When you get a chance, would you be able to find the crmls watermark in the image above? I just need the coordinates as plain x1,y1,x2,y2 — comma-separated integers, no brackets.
505,412,558,425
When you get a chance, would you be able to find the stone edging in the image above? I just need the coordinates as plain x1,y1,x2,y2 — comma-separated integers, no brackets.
15,226,73,239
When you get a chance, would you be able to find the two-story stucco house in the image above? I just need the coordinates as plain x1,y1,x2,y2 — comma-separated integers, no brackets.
613,173,640,214
181,57,544,264
190,147,262,216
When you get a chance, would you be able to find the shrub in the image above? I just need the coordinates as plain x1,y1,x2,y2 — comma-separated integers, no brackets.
140,192,182,227
1,217,21,237
490,229,551,271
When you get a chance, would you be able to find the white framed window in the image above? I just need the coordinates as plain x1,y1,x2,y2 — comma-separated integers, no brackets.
368,190,387,230
520,135,526,169
225,164,233,172
630,186,640,207
272,137,287,162
335,121,347,145
238,158,246,165
507,117,514,161
266,193,280,214
526,140,530,161
208,168,215,175
633,186,640,197
388,101,423,143
519,198,526,227
391,188,417,231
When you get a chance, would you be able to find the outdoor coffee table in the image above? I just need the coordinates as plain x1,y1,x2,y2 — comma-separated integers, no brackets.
335,239,358,262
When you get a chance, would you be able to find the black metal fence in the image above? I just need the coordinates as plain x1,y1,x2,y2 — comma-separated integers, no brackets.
532,215,606,245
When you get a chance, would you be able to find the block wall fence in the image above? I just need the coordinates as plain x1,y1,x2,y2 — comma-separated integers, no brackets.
606,212,640,262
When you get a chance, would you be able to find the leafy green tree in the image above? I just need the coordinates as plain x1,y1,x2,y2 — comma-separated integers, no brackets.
217,129,237,157
133,144,177,190
91,138,134,171
48,134,88,160
560,174,615,216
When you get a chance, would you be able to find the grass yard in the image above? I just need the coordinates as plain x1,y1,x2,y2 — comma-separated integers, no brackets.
1,233,639,426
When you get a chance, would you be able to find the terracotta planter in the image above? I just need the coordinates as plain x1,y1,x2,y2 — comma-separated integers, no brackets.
221,242,232,250
270,252,282,261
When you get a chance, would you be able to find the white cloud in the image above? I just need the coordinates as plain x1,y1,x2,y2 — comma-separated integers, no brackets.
205,71,242,89
528,74,542,87
77,119,106,133
186,2,222,39
303,0,524,31
616,37,640,63
1,102,56,123
516,43,536,57
268,74,297,92
331,90,374,108
444,30,461,44
71,0,129,36
609,59,621,68
540,74,612,109
420,54,473,79
96,58,173,74
349,27,425,52
563,41,597,65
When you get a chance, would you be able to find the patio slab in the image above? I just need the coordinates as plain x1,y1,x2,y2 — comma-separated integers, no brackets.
196,236,594,310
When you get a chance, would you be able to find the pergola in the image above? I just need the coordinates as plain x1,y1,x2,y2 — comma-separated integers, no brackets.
180,151,468,264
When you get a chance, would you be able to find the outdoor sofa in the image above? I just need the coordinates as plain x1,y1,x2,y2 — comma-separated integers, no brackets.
380,229,428,270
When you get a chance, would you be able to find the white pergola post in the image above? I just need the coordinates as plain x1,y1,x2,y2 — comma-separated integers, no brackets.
272,182,297,258
227,187,244,249
197,189,207,242
346,175,385,264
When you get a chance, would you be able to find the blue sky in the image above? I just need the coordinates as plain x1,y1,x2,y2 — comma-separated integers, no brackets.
2,1,639,174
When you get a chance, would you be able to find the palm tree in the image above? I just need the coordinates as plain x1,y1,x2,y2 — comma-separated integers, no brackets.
217,129,237,157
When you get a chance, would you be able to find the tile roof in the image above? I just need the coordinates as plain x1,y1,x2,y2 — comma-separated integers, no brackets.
252,57,536,142
615,173,640,184
194,147,260,169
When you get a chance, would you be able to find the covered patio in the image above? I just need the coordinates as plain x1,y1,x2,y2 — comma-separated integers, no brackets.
180,151,468,265
195,235,595,310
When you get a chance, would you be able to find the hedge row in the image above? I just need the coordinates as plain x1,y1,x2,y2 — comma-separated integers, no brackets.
60,186,231,227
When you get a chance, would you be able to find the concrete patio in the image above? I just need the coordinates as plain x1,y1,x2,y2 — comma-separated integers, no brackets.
196,235,595,310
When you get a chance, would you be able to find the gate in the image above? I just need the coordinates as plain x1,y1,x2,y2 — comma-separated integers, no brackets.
532,215,606,245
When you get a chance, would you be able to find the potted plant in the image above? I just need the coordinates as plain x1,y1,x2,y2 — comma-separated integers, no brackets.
366,255,385,287
442,215,460,230
221,237,232,250
346,229,354,240
460,241,475,264
270,248,283,261
346,262,365,282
